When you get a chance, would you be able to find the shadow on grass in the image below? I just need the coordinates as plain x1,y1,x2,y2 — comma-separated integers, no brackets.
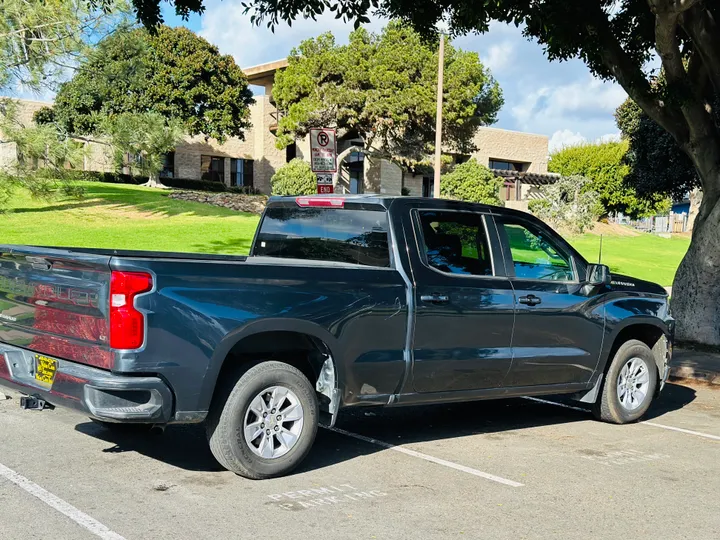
190,237,254,255
10,183,260,220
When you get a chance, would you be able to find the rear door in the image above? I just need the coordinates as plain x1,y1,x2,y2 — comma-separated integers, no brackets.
492,216,604,387
402,205,515,393
0,246,114,369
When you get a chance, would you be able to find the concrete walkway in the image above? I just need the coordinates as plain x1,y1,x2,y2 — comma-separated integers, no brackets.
671,347,720,384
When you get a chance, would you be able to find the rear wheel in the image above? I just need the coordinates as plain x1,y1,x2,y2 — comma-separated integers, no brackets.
593,339,658,424
206,361,318,479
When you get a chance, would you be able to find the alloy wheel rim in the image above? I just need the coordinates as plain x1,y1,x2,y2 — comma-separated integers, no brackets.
243,386,304,459
616,357,651,411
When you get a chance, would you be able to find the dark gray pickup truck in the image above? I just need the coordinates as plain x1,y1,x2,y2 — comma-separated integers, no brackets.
0,195,673,478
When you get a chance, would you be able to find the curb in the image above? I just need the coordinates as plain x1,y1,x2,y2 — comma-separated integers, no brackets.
669,365,720,385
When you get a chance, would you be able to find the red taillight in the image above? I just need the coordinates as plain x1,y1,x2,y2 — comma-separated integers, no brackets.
109,271,152,350
295,197,345,208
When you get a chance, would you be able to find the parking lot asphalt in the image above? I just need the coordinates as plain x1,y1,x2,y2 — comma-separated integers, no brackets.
1,381,719,540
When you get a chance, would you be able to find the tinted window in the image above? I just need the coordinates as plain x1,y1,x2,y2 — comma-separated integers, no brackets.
254,207,390,267
417,211,493,276
500,221,574,281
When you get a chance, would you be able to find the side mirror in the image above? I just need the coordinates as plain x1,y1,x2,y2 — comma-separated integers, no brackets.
586,263,611,287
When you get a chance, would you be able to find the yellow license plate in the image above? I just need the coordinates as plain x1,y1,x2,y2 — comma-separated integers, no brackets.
34,355,57,385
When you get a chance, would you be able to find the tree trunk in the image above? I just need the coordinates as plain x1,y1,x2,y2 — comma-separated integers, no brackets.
141,172,169,189
671,143,720,346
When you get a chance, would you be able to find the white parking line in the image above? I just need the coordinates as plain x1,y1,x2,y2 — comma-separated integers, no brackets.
325,426,524,487
521,396,720,443
643,422,720,442
0,462,126,540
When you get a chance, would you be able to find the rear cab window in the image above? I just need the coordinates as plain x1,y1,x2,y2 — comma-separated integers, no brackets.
252,202,391,267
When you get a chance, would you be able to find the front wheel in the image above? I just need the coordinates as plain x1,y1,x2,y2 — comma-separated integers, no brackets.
593,339,658,424
206,361,318,479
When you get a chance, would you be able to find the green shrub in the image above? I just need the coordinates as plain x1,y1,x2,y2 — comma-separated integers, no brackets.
271,158,317,196
440,159,504,205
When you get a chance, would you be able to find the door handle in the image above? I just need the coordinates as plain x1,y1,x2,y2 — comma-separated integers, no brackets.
420,294,450,304
519,294,542,306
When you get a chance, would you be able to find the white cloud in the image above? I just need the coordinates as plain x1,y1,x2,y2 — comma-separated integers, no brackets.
199,0,385,70
510,75,626,144
549,130,586,152
482,42,515,74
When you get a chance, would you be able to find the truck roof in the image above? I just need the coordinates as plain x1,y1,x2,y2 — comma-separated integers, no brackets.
266,194,528,217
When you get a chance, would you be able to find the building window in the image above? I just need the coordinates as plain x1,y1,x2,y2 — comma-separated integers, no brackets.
230,158,254,187
286,143,297,162
422,177,434,198
201,155,225,182
160,152,175,178
347,152,364,194
489,159,526,172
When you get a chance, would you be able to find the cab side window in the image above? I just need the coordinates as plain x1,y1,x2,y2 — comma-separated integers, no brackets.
498,220,574,281
417,211,494,276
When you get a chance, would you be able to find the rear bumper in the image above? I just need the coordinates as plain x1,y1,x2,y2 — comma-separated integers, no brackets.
0,343,173,424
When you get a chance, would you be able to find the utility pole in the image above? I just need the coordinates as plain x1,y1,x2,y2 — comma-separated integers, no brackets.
433,34,445,199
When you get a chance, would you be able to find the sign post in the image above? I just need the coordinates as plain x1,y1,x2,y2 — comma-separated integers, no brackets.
310,128,337,194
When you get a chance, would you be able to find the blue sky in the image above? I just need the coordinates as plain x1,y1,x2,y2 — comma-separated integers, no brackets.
162,1,627,152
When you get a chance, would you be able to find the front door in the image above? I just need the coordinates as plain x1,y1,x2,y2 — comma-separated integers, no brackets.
408,209,515,393
493,216,604,387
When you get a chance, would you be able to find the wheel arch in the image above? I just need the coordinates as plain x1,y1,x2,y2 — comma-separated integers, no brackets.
599,319,670,384
199,318,343,415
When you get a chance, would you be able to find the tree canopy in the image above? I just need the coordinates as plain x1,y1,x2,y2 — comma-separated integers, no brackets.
0,0,125,91
548,140,670,219
615,97,702,202
272,22,503,163
43,25,254,142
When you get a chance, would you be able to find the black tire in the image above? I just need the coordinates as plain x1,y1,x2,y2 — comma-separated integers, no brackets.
593,339,658,424
206,361,318,479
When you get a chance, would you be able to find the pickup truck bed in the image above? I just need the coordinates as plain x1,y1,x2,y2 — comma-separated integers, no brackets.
0,195,673,479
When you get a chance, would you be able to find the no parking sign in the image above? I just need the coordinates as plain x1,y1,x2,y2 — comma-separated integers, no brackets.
310,128,337,172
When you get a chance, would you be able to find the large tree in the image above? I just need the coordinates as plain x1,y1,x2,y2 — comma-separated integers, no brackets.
549,140,670,218
0,0,125,92
44,25,254,142
272,22,503,167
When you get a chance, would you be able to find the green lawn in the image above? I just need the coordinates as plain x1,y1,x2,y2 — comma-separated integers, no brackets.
2,183,689,285
569,232,689,287
2,182,260,255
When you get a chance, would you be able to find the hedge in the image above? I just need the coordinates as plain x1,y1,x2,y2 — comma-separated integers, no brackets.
61,170,259,193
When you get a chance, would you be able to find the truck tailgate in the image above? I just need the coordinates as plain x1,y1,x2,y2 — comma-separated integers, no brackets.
0,246,114,369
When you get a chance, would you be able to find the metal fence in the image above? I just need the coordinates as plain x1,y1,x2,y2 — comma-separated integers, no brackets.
610,212,689,234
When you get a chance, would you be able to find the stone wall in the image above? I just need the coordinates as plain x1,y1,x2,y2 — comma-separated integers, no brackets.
169,190,267,214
